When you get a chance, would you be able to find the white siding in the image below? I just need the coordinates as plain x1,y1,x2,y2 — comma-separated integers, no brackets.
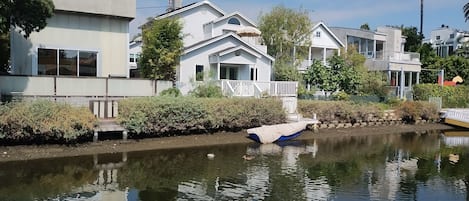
11,12,130,77
311,26,341,49
178,4,223,47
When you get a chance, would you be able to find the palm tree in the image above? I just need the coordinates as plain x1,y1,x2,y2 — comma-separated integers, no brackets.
464,2,469,21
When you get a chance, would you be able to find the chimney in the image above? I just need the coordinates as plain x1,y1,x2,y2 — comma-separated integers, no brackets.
168,0,183,11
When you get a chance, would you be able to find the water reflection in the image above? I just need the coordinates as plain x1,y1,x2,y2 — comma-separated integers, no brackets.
0,130,468,201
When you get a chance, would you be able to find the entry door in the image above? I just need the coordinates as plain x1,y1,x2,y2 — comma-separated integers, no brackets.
220,66,238,80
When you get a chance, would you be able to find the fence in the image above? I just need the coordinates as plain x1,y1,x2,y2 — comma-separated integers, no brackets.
221,80,297,98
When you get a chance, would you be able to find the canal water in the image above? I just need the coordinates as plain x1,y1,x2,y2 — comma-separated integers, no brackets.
0,130,468,201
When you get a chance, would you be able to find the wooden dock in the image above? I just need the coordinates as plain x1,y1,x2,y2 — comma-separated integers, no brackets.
94,119,127,142
443,109,469,129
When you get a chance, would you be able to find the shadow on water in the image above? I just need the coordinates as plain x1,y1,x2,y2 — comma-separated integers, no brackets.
0,129,468,200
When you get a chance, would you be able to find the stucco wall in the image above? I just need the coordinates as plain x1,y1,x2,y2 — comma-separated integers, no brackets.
53,0,135,19
11,12,130,77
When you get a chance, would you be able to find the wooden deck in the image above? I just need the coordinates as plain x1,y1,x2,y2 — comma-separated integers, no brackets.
443,109,469,129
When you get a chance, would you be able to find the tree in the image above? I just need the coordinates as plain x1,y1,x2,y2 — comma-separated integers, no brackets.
259,5,313,81
139,18,183,82
360,23,370,30
401,26,423,52
0,0,54,73
0,0,54,38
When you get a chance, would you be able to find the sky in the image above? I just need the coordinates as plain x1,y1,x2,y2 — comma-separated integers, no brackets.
131,0,469,39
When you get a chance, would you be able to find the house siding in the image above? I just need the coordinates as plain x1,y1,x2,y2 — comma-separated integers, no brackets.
178,4,223,47
11,12,130,77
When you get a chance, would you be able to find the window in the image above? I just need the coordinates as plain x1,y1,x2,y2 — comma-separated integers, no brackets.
130,54,135,63
37,48,97,77
315,31,321,38
196,65,204,81
450,34,455,39
436,36,440,40
228,18,241,25
250,68,258,81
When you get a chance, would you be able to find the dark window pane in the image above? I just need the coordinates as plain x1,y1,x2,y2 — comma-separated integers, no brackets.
220,67,227,79
228,18,240,25
229,68,237,80
196,65,204,81
59,50,78,76
79,51,97,77
38,48,57,75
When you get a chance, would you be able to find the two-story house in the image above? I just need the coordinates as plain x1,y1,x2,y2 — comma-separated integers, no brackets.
140,0,275,94
331,26,422,98
425,25,469,58
10,0,136,78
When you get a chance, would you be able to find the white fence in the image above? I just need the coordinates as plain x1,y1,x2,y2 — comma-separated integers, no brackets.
0,75,172,97
220,80,298,98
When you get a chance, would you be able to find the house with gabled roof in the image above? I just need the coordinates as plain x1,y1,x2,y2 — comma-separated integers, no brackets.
140,0,275,94
299,21,345,72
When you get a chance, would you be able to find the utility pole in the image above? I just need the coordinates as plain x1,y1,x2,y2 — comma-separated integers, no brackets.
420,0,424,37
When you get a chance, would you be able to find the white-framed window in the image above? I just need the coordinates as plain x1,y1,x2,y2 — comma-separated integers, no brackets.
315,31,321,38
38,48,98,77
450,34,455,39
228,18,241,25
436,35,441,40
129,53,139,63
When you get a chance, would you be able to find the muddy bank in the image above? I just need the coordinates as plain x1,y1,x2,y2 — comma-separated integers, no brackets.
0,123,457,162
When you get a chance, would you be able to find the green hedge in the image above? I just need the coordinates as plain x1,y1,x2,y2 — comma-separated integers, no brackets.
298,100,439,124
413,84,469,108
117,97,286,136
298,100,384,123
0,101,97,144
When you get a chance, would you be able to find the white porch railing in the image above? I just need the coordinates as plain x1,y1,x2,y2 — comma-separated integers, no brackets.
220,80,297,97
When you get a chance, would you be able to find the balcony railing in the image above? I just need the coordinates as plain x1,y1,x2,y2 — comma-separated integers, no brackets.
221,80,297,97
389,52,420,62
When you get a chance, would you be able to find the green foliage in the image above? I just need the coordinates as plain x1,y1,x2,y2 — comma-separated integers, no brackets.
359,71,389,98
359,23,370,30
401,26,423,52
259,5,312,75
0,100,96,144
189,83,223,98
274,60,302,81
298,100,383,123
332,91,350,101
117,97,286,136
303,49,365,95
160,87,181,97
413,84,469,108
0,0,54,37
139,18,183,81
0,0,54,73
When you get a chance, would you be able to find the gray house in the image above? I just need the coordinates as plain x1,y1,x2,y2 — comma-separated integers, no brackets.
331,26,422,98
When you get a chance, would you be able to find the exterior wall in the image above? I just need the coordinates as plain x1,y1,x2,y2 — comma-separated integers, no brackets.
428,27,469,57
11,12,130,77
177,4,223,47
377,27,403,54
330,27,376,48
53,0,135,19
310,26,341,49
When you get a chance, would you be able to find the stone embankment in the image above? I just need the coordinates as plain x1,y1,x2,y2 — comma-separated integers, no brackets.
316,110,436,130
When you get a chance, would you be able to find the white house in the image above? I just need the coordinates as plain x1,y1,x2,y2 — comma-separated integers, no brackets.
425,25,469,57
129,36,142,77
298,21,345,72
10,0,136,78
141,0,275,94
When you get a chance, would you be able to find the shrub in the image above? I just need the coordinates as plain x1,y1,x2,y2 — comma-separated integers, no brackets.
117,97,286,136
160,87,181,97
395,101,439,123
0,100,96,144
189,83,223,98
298,100,383,123
413,84,469,108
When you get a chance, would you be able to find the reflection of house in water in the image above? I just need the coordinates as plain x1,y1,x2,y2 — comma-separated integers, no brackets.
60,153,129,201
441,131,469,147
369,149,418,201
